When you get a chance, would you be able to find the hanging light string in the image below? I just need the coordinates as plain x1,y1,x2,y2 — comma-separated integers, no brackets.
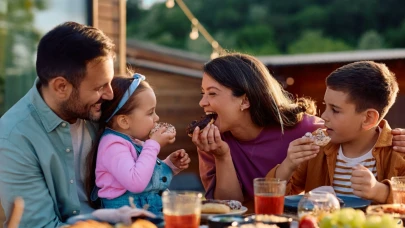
166,0,224,59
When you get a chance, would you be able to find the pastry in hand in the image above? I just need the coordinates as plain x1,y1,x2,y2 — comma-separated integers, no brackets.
302,128,331,146
149,122,176,137
186,113,218,137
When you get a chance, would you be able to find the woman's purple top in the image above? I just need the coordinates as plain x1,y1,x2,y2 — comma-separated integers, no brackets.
198,114,324,202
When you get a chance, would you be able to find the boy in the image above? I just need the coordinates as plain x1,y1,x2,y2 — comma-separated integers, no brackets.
267,61,404,203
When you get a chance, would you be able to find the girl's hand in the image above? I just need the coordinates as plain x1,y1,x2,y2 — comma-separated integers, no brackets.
149,127,176,147
169,149,190,169
284,137,319,171
191,124,230,159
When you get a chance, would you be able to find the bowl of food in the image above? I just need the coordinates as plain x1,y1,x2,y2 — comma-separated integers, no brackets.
208,215,249,228
366,204,405,222
201,199,247,220
245,215,292,228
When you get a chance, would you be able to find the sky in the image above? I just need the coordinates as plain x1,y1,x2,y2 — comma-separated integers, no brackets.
141,0,165,9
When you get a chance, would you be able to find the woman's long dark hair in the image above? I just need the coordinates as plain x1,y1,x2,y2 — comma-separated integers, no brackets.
204,53,316,132
85,74,151,208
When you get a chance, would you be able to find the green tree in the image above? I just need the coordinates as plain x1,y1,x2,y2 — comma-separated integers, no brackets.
385,19,405,48
0,0,47,115
235,25,279,55
288,30,351,54
358,30,384,50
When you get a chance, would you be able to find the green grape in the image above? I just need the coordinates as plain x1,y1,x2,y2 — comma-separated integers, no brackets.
363,215,382,228
348,210,365,228
336,208,356,225
319,214,336,228
379,214,399,228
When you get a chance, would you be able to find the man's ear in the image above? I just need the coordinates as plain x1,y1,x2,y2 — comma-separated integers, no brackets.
362,109,380,130
116,115,130,130
241,95,250,110
48,77,73,100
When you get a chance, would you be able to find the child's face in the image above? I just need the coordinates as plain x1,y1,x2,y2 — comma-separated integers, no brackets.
125,88,159,140
321,87,365,144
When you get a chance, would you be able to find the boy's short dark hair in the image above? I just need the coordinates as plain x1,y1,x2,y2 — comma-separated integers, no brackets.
36,21,115,87
326,61,398,120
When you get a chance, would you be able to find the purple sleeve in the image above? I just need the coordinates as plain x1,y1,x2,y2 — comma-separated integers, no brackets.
100,137,160,193
198,148,217,199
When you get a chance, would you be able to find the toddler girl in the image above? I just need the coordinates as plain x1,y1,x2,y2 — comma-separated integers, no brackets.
86,73,190,214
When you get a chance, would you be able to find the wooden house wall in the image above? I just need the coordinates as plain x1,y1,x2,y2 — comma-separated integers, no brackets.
93,0,126,75
269,59,405,128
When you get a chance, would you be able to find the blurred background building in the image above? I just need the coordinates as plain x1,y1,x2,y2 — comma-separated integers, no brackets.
1,0,405,223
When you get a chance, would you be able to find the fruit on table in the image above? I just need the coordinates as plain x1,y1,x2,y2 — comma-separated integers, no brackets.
319,208,400,228
299,215,319,228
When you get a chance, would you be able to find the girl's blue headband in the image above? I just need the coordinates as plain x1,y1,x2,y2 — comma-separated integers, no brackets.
105,73,146,123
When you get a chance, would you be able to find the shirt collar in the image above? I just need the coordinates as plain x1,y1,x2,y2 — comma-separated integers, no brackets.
324,119,392,155
29,78,65,132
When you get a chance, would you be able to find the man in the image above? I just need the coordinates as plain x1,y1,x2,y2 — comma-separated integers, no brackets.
0,21,115,227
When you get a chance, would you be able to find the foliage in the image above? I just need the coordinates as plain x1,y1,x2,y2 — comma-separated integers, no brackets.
288,30,351,54
127,0,405,56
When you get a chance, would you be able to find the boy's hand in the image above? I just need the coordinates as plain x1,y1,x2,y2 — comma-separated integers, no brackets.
351,164,388,203
284,137,320,171
392,128,405,152
169,149,190,169
150,127,176,147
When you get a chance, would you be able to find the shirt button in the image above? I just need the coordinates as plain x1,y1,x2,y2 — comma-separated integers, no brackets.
61,123,67,127
66,148,71,152
73,210,77,214
70,180,74,184
162,176,167,182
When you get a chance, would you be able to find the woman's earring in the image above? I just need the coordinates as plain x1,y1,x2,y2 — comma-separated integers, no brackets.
240,107,244,111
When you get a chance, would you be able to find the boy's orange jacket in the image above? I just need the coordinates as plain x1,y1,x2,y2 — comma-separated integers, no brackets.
266,120,405,203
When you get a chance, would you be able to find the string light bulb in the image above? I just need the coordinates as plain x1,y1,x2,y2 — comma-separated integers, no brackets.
189,27,199,40
166,0,175,8
210,50,219,59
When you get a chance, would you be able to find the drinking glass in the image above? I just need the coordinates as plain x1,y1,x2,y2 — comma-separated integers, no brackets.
254,178,286,215
297,191,340,221
162,191,202,228
391,176,405,204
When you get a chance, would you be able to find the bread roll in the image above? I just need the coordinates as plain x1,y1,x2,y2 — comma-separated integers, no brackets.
201,203,231,214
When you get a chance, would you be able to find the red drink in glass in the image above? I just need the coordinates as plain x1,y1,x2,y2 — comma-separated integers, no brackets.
164,213,200,228
253,178,286,215
254,194,285,215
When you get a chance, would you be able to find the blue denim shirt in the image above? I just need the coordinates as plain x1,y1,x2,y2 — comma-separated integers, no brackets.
0,80,97,228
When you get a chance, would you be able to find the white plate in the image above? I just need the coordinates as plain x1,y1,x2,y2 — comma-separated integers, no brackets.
201,206,248,219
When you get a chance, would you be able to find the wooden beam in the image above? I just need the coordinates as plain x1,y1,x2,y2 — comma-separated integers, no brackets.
92,0,98,27
118,0,126,75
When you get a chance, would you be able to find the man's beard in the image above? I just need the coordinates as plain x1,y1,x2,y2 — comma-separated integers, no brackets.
60,89,102,122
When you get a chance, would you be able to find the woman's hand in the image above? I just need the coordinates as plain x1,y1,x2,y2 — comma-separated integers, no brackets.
191,124,230,159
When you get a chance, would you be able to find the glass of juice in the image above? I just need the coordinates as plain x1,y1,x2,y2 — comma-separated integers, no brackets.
391,176,405,204
162,191,202,228
254,178,286,215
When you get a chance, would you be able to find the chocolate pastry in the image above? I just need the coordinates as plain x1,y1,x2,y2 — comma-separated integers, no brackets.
186,113,218,137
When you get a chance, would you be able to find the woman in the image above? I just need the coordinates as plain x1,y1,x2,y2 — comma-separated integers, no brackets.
191,53,405,207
